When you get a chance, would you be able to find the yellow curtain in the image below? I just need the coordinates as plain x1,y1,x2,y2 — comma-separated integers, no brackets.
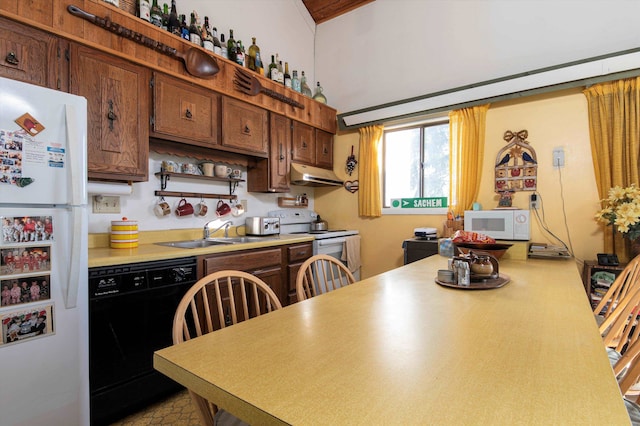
584,78,640,259
358,125,384,217
448,104,490,217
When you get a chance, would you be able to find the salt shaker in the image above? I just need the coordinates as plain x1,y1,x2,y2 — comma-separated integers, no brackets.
457,261,470,286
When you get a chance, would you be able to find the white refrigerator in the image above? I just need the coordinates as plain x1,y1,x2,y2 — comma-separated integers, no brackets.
0,77,89,425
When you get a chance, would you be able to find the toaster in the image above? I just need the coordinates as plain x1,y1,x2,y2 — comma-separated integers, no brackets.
245,217,280,235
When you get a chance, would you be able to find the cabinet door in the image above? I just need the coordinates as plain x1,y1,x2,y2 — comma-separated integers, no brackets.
151,72,220,147
70,44,149,182
291,121,315,165
0,16,65,91
221,97,268,156
269,113,291,191
286,243,313,304
315,129,334,169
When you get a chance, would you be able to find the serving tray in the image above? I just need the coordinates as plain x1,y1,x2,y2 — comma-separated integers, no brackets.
435,273,510,290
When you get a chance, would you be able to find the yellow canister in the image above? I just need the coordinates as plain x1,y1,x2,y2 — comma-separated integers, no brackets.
111,218,138,249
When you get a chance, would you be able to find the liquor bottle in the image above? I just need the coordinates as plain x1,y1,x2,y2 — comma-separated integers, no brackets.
179,14,190,40
150,0,162,27
268,55,278,81
202,17,214,52
220,33,228,59
137,0,151,22
277,59,284,84
167,0,180,35
291,70,301,93
236,40,245,66
161,3,169,31
227,29,237,63
300,71,312,97
211,27,222,56
247,37,261,72
188,12,202,46
283,62,291,88
313,82,327,104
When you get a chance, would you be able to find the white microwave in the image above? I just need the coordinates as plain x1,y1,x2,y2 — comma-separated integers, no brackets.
464,209,530,241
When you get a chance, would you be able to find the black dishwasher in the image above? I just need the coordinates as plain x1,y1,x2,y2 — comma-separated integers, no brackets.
89,257,198,426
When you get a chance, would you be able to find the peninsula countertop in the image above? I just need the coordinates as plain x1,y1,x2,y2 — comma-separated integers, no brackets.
154,256,629,425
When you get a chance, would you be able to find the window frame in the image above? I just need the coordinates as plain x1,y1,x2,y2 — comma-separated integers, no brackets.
381,118,450,216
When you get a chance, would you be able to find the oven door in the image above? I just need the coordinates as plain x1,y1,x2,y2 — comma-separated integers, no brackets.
313,237,361,285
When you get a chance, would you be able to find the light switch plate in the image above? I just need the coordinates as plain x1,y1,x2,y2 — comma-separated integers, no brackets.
93,195,121,214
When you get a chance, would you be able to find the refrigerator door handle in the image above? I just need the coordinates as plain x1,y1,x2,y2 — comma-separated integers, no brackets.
65,104,87,206
65,205,86,308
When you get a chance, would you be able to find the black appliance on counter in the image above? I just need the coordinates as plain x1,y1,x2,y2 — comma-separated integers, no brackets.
89,257,198,425
402,238,439,265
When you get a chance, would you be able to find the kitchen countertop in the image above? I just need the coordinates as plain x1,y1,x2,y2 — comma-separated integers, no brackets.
88,230,314,268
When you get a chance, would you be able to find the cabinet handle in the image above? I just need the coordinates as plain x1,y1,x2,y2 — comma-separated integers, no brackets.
5,52,18,65
279,143,284,160
323,147,328,154
302,141,307,148
185,108,192,119
107,100,117,130
244,125,250,134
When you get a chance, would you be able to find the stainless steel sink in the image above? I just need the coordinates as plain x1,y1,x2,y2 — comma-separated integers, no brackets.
155,236,281,249
155,239,233,249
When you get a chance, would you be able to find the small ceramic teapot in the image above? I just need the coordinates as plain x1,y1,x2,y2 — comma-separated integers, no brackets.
470,253,494,276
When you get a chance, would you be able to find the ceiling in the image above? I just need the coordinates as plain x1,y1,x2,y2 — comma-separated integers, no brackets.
302,0,375,24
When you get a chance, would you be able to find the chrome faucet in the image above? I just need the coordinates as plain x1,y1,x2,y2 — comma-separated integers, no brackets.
204,220,233,239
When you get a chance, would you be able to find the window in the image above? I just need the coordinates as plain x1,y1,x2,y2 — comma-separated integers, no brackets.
383,121,449,214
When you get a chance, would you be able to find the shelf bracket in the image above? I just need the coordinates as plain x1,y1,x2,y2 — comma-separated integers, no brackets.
159,169,170,190
230,180,239,195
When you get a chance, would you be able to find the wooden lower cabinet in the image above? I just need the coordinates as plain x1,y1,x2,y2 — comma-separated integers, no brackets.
69,43,149,182
198,242,313,307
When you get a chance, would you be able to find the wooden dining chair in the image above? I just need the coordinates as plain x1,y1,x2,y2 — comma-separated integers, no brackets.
172,270,283,426
296,254,356,301
593,255,640,324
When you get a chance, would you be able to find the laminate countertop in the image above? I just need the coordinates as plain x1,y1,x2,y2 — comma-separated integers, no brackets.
154,255,629,425
88,231,314,268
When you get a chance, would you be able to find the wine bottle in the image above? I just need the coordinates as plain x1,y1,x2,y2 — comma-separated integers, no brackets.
247,37,260,72
283,62,291,88
150,0,162,27
236,40,245,66
300,71,312,97
179,14,190,40
313,82,327,104
277,59,284,84
188,12,202,46
167,0,180,35
161,3,169,31
202,17,214,52
220,33,228,59
268,55,278,81
211,26,222,56
138,0,151,22
227,29,237,63
291,70,301,93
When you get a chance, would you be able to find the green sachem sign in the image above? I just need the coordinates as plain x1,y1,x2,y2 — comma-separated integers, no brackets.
390,197,448,209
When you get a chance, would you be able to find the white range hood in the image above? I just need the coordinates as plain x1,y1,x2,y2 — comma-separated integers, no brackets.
290,163,343,187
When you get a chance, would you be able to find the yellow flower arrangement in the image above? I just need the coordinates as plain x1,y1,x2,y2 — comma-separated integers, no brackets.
595,184,640,240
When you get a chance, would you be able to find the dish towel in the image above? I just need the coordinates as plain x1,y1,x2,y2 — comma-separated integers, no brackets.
341,235,361,273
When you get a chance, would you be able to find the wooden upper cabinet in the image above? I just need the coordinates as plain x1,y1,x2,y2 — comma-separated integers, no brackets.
291,121,315,165
0,16,66,91
151,72,220,147
69,43,149,182
315,129,334,169
221,97,269,157
269,114,292,191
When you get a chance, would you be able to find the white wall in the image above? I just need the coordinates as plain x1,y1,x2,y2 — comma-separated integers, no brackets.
315,0,640,114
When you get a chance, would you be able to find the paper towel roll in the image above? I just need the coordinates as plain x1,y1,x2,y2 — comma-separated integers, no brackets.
87,182,132,196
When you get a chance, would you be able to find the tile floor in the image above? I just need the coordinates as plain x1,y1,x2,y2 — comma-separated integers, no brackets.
110,389,199,426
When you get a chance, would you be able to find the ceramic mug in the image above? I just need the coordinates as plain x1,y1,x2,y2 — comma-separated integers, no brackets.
215,164,232,178
232,169,242,179
154,199,171,217
216,200,231,217
231,201,245,217
199,161,215,177
161,160,179,173
195,200,208,217
175,198,194,216
181,163,199,175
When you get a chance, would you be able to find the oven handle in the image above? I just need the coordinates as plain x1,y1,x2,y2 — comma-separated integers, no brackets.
316,237,347,246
